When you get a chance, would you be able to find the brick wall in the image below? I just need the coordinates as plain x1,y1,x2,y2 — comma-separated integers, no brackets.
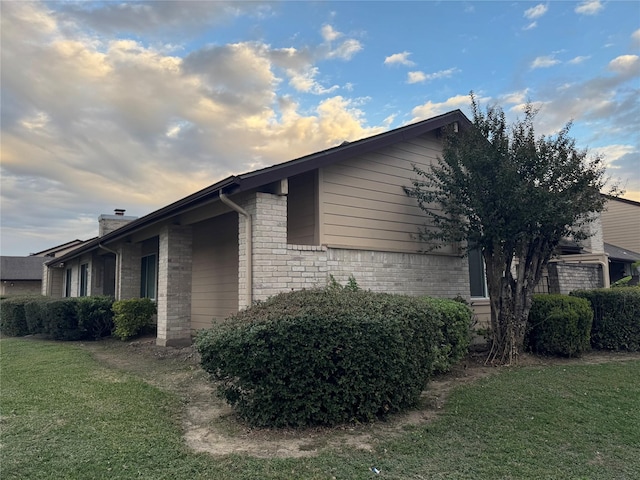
238,192,469,308
548,262,603,294
156,225,193,347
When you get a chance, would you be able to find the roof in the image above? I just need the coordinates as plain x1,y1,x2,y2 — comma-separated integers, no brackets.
603,195,640,208
47,109,470,267
605,243,640,263
30,239,86,257
1,256,45,281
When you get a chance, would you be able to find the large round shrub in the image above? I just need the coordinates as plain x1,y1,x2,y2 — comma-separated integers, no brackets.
196,288,442,428
525,294,593,357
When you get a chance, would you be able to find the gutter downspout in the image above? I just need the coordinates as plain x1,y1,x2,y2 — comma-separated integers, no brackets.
219,192,252,306
99,243,120,300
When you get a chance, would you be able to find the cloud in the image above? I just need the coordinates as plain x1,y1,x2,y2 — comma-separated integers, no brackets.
326,38,363,60
530,55,560,69
321,24,342,42
524,4,548,20
55,1,272,37
0,2,381,255
608,55,640,77
384,51,415,67
575,0,604,15
407,68,458,84
569,55,591,64
633,29,640,47
409,94,474,122
523,21,538,31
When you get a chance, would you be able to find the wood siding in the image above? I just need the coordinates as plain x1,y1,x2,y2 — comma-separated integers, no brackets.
602,199,640,253
320,132,454,254
191,213,238,330
287,171,318,245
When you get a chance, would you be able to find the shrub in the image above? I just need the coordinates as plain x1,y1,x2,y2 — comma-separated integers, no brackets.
23,296,51,334
112,298,156,340
525,294,593,357
423,297,473,374
0,297,30,336
41,298,83,340
76,296,115,339
571,288,640,351
196,288,442,428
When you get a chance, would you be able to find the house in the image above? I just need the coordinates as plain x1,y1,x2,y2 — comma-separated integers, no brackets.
1,256,46,296
42,110,610,346
601,196,640,283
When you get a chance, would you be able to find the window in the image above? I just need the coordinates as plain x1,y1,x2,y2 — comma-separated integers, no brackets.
140,254,157,300
64,268,72,297
468,247,487,298
79,263,89,297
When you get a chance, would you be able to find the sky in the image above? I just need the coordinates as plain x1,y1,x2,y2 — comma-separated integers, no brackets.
1,1,639,256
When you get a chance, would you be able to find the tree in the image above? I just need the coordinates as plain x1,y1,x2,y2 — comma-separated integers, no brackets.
405,94,618,364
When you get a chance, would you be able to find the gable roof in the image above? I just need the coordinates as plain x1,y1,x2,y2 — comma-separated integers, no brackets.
47,109,470,267
1,256,45,281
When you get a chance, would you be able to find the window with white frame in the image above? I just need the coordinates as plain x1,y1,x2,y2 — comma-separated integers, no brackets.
140,254,157,301
468,247,488,298
79,263,89,297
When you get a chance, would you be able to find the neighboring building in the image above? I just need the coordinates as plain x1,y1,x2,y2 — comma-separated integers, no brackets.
1,256,46,296
42,110,610,347
601,196,640,284
605,243,640,283
31,239,87,258
601,196,640,254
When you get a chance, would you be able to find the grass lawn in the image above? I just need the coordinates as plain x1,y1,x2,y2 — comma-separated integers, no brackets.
1,337,639,479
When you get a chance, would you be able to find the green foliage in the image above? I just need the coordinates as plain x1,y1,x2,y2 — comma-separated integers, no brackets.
1,296,116,340
525,295,593,357
112,298,156,340
423,297,473,374
76,296,114,339
404,93,615,363
572,288,640,351
0,297,30,336
23,296,51,334
196,288,443,428
42,298,85,340
611,276,633,288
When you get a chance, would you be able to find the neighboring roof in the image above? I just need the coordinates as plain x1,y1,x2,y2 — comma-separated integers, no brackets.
47,109,470,267
30,239,86,257
1,256,45,281
605,243,640,263
603,195,640,208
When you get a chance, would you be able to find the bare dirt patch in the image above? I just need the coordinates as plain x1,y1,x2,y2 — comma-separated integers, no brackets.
79,337,640,459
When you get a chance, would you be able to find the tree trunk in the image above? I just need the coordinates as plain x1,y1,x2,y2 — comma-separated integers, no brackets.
484,249,536,365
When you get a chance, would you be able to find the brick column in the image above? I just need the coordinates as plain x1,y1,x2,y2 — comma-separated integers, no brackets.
238,192,288,308
156,225,193,347
117,243,141,299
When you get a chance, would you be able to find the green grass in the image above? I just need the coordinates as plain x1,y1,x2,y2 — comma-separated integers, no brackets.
1,338,639,479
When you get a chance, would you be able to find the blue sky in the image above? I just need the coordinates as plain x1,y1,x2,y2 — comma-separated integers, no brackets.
1,1,639,256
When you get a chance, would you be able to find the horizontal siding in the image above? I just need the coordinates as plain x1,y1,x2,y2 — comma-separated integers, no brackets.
602,199,640,253
191,213,238,331
321,131,450,253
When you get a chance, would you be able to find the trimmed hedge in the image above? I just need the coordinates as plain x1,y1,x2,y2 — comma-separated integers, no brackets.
0,296,114,340
0,296,31,336
572,288,640,351
423,297,473,374
112,298,156,340
525,294,593,357
196,288,469,428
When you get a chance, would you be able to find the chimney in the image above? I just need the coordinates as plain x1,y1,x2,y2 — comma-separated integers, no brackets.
98,208,137,237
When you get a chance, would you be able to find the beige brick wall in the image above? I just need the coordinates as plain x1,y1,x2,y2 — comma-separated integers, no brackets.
156,225,193,347
238,191,469,308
